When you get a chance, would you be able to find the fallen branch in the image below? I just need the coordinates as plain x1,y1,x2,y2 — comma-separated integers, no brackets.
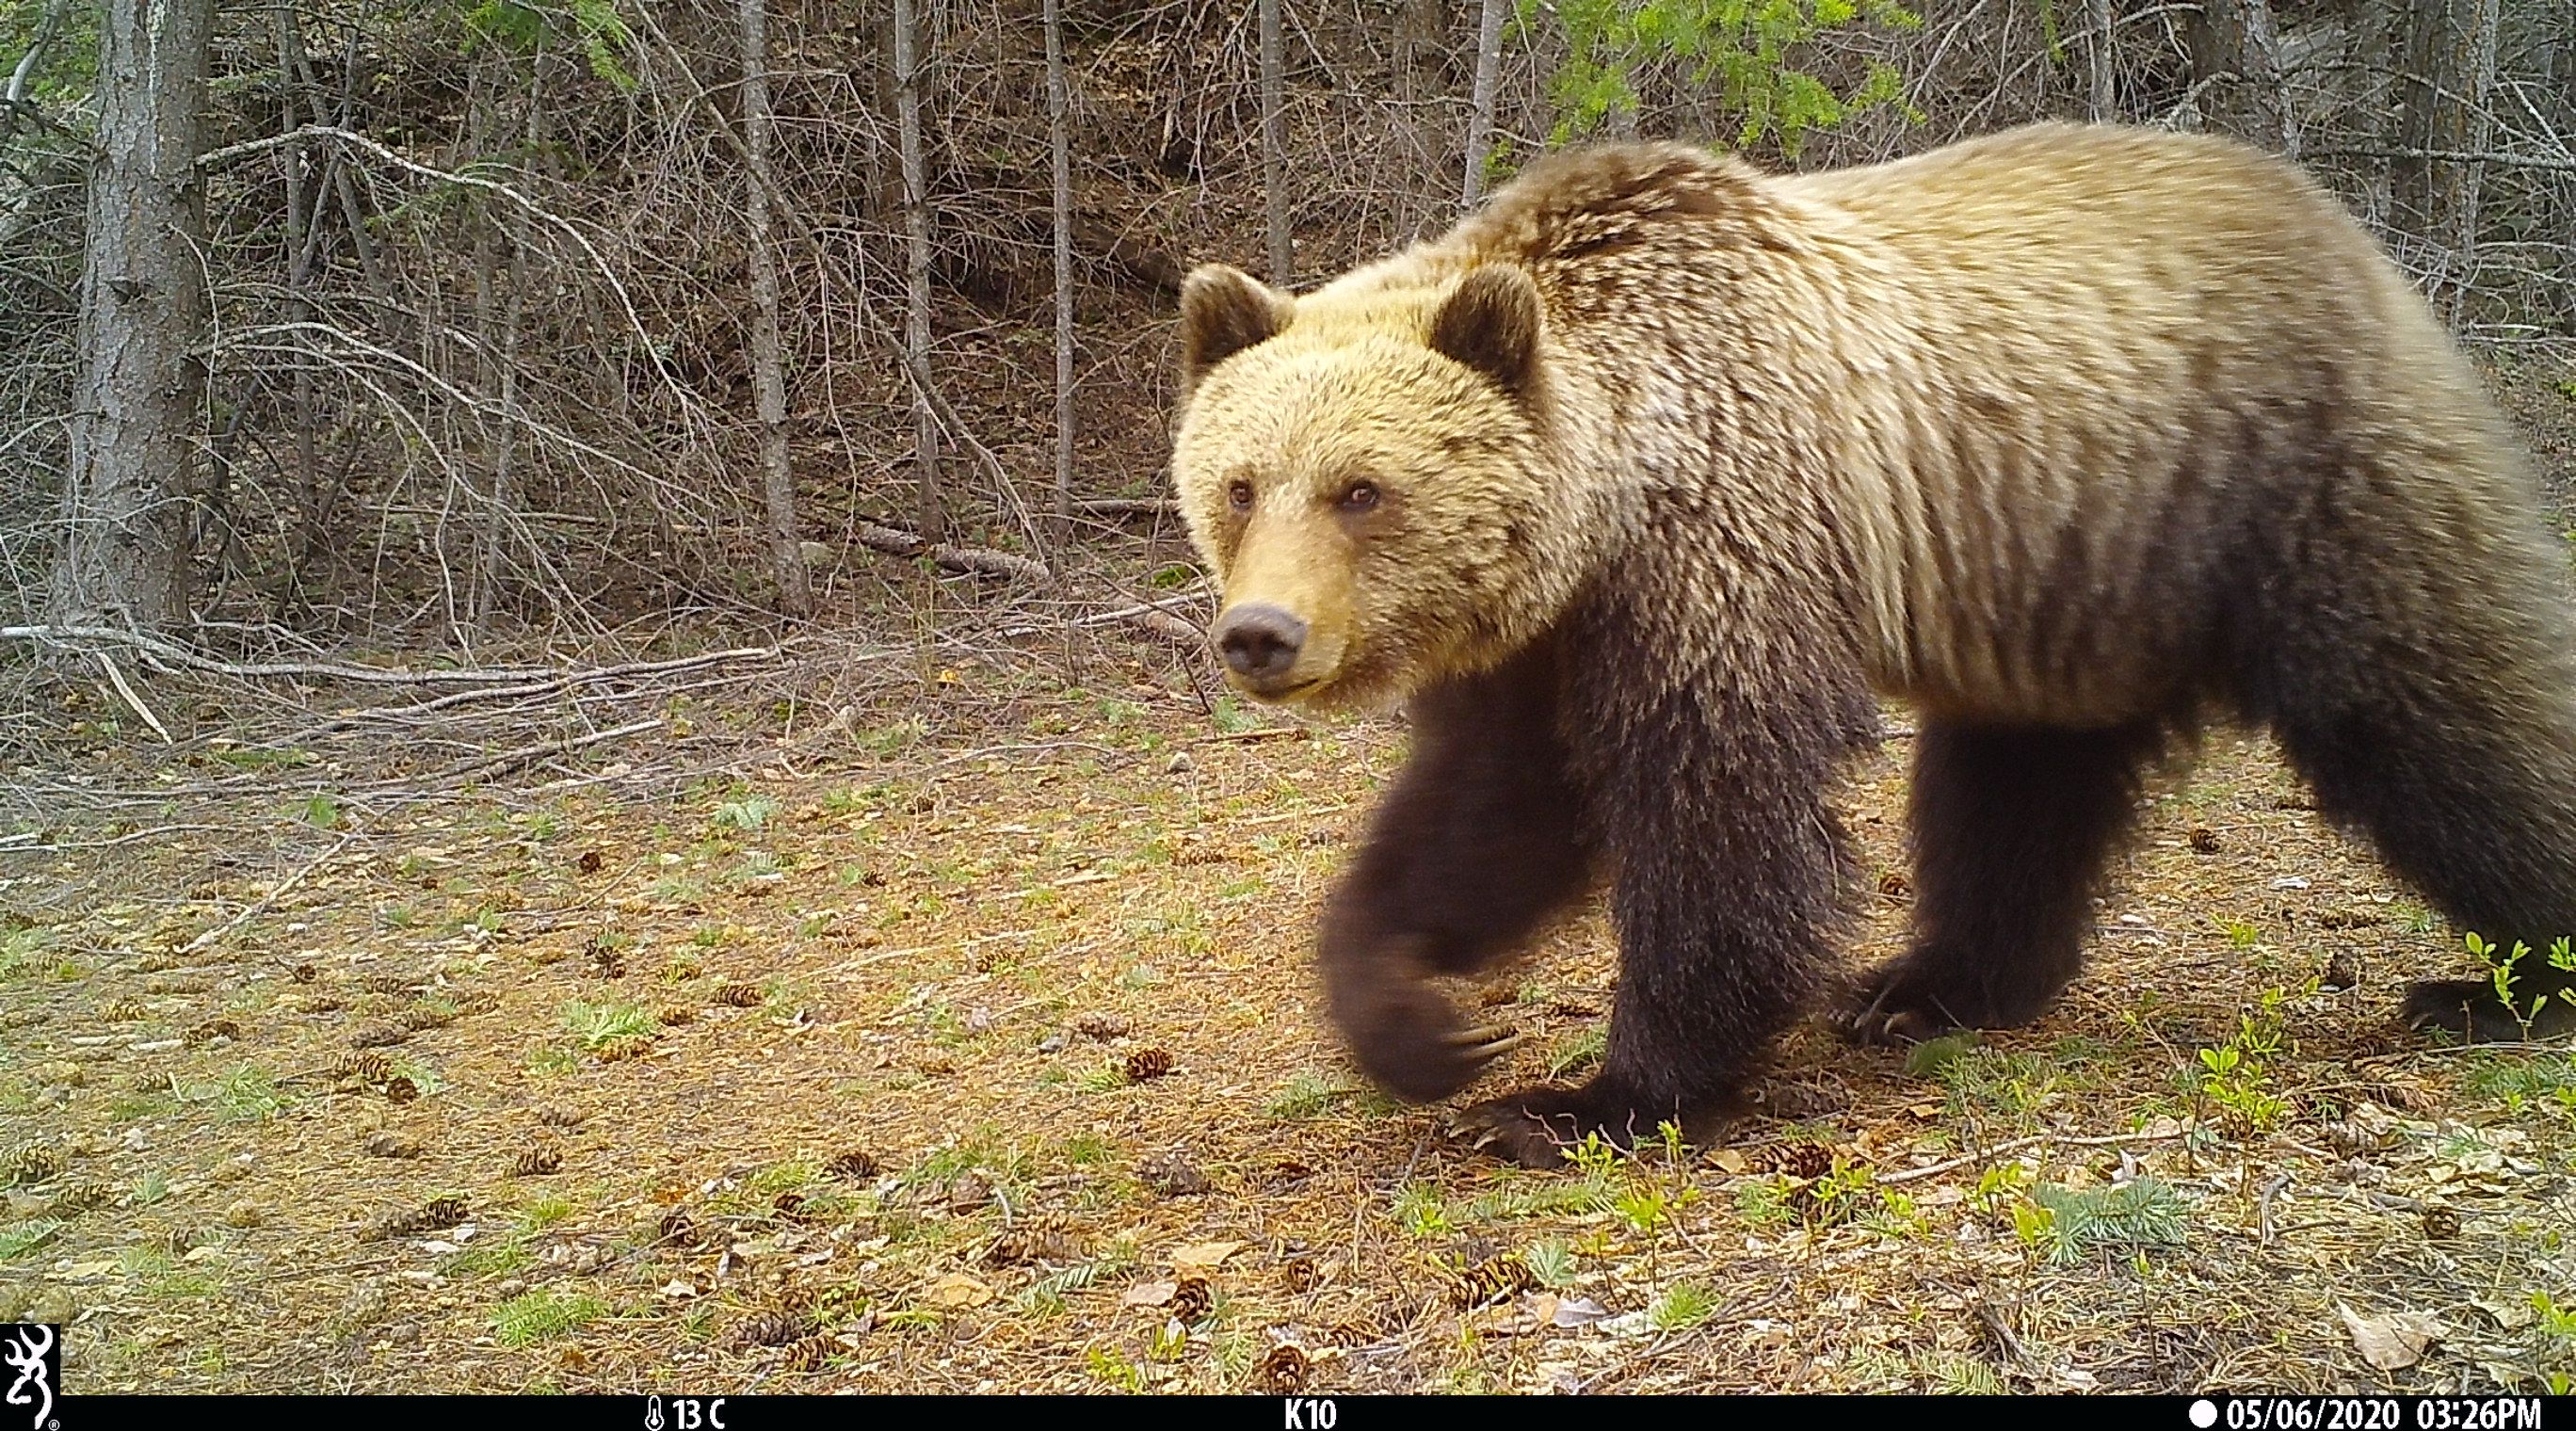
96,653,172,744
181,830,360,956
3,625,553,685
1074,498,1177,519
854,522,1050,582
1875,1126,2190,1184
273,645,800,742
2301,144,2576,174
427,716,667,784
1193,726,1308,745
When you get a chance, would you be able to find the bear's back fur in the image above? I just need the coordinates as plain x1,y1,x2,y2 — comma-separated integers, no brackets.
1296,123,2553,731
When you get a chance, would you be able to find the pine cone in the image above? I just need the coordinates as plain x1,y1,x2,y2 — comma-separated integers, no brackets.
361,1195,466,1241
1071,1011,1129,1040
1452,1254,1536,1309
1138,1151,1209,1197
825,1149,879,1182
1123,1048,1174,1083
985,1216,1077,1267
98,997,146,1022
46,1179,117,1219
734,1309,813,1347
185,1018,244,1046
779,1333,838,1372
1772,1141,1836,1181
347,1021,410,1049
716,982,764,1008
1254,1343,1311,1394
1280,1256,1322,1293
656,1209,700,1246
362,1131,422,1159
4,1143,66,1187
512,1147,564,1177
333,1051,394,1085
1171,1276,1214,1323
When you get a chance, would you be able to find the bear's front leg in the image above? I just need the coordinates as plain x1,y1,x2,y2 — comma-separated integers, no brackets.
1318,639,1596,1102
1461,651,1872,1168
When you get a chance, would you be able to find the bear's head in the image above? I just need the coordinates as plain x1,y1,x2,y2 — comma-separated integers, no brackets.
1168,261,1579,708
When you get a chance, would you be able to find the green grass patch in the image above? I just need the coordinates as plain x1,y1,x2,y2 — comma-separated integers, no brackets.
491,1287,607,1346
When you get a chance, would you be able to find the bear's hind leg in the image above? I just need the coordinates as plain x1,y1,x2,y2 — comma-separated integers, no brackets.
2268,673,2576,1041
1843,719,2169,1044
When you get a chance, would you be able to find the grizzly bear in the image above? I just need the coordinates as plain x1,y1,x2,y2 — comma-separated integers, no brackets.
1166,122,2576,1167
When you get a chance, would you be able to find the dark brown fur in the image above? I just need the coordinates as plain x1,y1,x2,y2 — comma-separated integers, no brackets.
1170,126,2576,1168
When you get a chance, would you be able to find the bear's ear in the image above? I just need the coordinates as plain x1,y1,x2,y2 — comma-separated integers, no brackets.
1179,265,1294,394
1427,265,1543,403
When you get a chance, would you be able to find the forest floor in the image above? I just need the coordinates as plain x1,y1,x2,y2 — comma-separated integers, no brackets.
6,359,2574,1396
6,669,2576,1395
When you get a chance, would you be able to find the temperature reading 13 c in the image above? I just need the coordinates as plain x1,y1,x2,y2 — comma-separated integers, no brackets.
2192,1399,2547,1431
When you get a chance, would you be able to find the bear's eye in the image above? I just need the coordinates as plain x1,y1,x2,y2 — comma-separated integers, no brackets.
1338,482,1381,513
1227,479,1255,513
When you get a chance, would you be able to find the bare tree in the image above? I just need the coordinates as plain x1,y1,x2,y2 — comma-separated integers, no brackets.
1046,0,1076,544
1393,0,1450,237
2188,0,2296,154
1460,0,1506,211
2394,0,2503,305
894,0,942,543
55,0,216,630
1260,0,1292,283
2085,0,2116,121
739,0,811,617
2348,0,2400,228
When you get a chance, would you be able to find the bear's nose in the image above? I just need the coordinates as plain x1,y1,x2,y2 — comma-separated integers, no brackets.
1213,603,1308,686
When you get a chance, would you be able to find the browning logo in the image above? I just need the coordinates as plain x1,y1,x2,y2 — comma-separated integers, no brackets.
0,1326,56,1431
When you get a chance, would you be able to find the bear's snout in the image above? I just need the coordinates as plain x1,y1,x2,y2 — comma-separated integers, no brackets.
1214,603,1310,692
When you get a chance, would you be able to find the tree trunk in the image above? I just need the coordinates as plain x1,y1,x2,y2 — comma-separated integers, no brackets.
1045,0,1076,545
2188,0,2296,153
2392,0,2501,314
893,0,942,543
1259,0,1292,284
1393,0,1448,236
1460,0,1506,211
2085,0,2116,121
740,0,812,618
55,0,216,631
2348,0,2397,228
276,5,322,588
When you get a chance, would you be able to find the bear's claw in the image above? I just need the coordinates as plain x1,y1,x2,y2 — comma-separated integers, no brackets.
1448,1024,1525,1058
1455,1084,1674,1169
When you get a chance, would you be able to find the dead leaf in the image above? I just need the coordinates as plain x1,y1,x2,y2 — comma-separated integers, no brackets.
924,1272,994,1310
1706,1149,1750,1175
2472,1296,2537,1331
1122,1280,1178,1308
2341,1303,2444,1371
1171,1239,1247,1272
1552,1295,1611,1328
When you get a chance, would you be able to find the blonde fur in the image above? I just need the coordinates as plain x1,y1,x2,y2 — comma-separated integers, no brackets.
1168,123,2576,1160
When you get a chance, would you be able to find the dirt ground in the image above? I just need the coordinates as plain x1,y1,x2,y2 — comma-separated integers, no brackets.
7,356,2574,1395
4,667,2574,1395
